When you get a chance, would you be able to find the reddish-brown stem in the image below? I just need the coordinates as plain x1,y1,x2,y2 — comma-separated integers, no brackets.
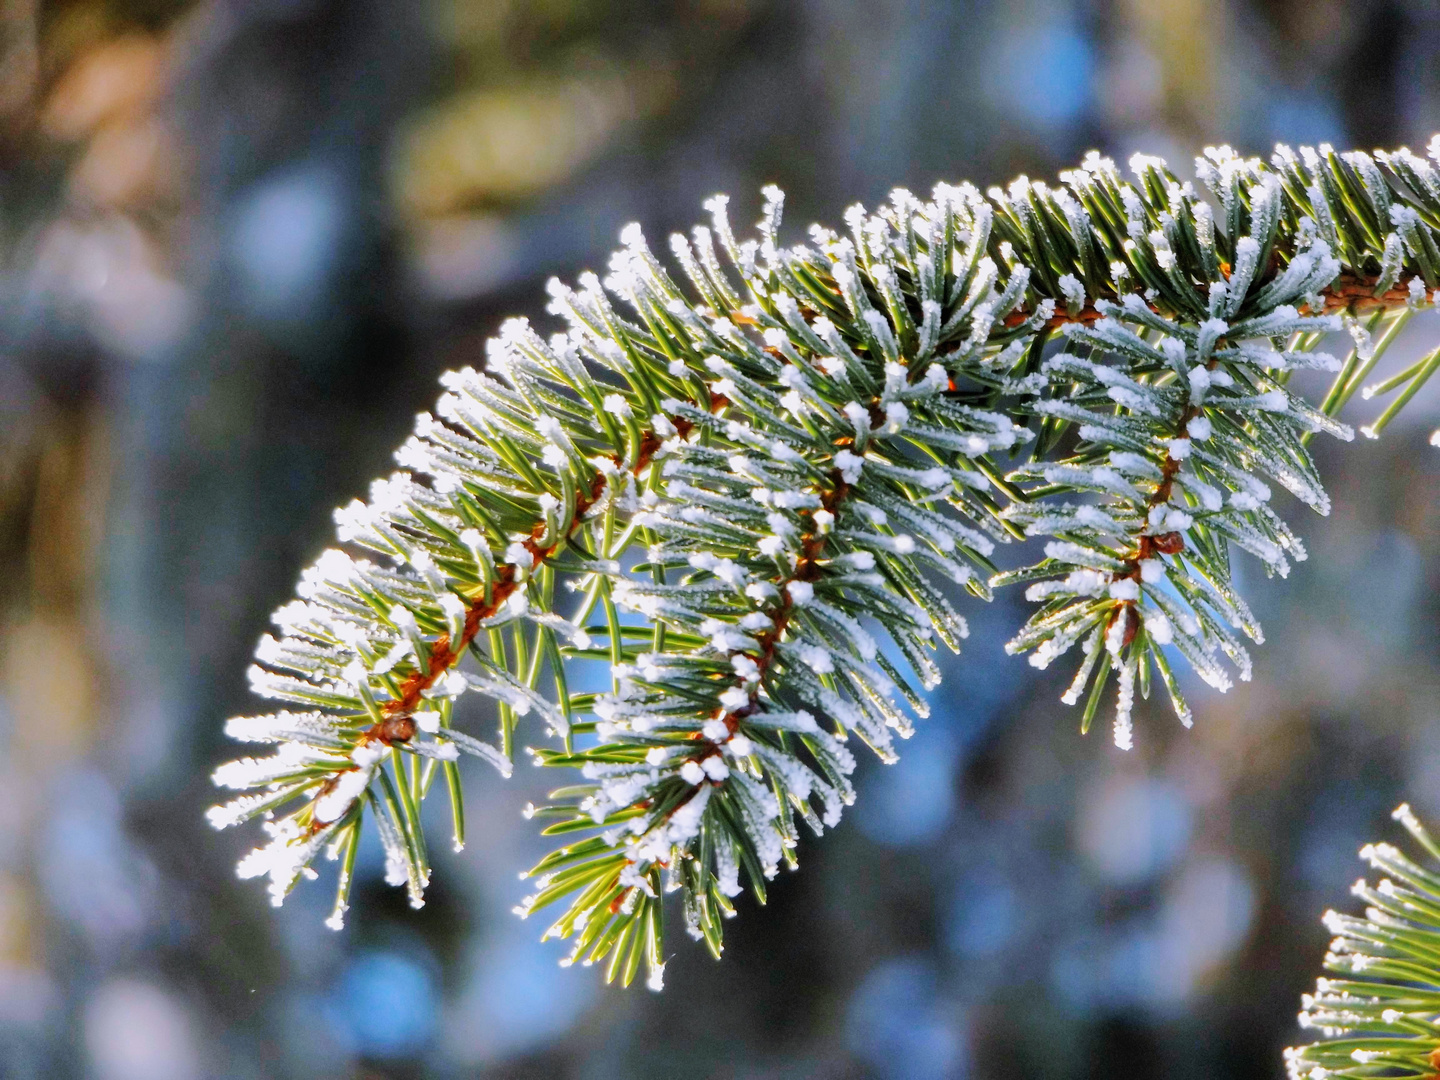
379,419,693,723
723,471,850,731
1003,269,1414,334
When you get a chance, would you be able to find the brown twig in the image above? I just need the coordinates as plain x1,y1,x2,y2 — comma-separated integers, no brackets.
1000,269,1413,334
380,424,689,722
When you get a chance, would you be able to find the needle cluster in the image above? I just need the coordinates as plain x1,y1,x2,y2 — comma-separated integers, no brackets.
211,139,1440,995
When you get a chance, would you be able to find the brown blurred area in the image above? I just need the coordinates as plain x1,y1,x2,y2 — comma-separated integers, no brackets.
0,1,1438,1078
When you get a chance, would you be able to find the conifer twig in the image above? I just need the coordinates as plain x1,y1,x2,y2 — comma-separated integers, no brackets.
210,138,1440,997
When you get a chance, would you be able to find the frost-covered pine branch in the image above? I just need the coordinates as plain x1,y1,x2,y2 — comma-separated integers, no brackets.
1286,805,1440,1079
212,138,1440,991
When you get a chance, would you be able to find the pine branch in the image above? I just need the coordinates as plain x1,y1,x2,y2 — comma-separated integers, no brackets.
212,138,1440,991
1286,805,1440,1079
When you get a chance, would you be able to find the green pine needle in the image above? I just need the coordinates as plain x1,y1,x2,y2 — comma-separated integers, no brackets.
207,137,1440,1014
1287,805,1440,1079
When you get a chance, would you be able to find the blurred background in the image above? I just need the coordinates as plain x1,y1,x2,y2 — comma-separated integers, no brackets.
2,0,1439,1077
